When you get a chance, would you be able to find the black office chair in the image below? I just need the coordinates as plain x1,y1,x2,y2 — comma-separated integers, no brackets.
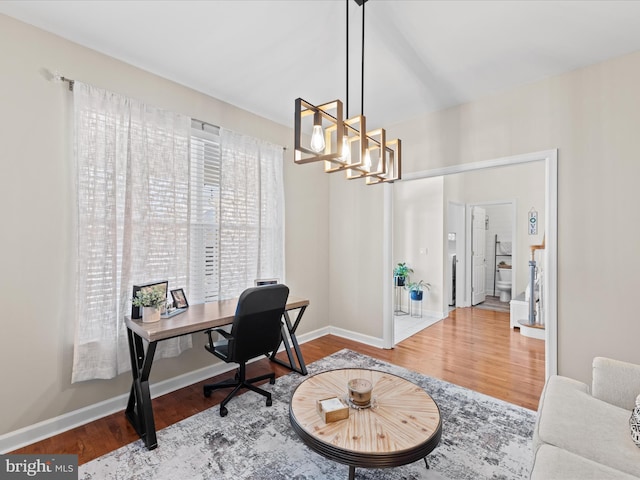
203,284,289,417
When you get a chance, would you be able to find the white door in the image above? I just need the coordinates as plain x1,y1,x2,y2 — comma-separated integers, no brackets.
471,206,486,305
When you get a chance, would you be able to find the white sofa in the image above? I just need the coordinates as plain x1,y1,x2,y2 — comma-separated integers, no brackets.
531,357,640,479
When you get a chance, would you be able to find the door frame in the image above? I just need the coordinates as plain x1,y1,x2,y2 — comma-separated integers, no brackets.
383,149,558,379
447,201,466,308
465,200,517,307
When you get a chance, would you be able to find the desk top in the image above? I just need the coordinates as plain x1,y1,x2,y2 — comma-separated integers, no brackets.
125,296,309,342
289,368,441,468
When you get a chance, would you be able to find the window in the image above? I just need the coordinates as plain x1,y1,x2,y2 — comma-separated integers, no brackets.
189,123,284,302
72,83,284,381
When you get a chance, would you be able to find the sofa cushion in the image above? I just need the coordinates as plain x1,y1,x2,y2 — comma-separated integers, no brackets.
532,374,589,452
531,444,638,480
535,375,640,477
592,357,640,410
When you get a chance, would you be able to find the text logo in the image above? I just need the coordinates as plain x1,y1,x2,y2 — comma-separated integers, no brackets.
1,455,77,479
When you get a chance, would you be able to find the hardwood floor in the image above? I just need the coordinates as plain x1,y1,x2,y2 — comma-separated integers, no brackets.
10,306,544,465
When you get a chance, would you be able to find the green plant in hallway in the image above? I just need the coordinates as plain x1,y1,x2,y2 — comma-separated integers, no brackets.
393,262,413,286
405,280,431,301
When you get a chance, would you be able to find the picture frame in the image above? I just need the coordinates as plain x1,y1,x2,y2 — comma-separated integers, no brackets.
170,288,189,309
131,280,168,319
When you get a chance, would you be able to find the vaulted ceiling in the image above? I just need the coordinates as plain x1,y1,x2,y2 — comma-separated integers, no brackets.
3,0,640,128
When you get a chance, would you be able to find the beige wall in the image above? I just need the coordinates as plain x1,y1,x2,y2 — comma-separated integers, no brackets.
380,50,640,382
393,177,445,316
328,174,385,339
0,14,330,436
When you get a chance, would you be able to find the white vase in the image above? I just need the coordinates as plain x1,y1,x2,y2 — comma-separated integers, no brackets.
142,306,161,323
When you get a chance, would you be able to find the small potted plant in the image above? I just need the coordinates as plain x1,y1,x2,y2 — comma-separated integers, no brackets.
132,288,166,323
405,280,431,301
393,262,413,287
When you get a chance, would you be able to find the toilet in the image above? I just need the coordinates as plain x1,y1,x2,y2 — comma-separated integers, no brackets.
496,266,512,302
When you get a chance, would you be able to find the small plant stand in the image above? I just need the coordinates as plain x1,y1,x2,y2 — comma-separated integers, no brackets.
410,297,422,318
409,290,424,318
394,285,409,316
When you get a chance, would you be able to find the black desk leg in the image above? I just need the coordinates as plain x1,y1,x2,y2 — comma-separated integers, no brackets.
269,306,308,375
125,329,158,450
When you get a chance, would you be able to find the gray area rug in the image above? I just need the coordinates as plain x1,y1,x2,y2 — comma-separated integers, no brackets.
79,349,536,479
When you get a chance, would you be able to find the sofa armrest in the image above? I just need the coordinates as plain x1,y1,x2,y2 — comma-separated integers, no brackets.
592,357,640,410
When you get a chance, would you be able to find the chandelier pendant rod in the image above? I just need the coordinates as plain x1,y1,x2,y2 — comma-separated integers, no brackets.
346,0,349,118
360,0,365,117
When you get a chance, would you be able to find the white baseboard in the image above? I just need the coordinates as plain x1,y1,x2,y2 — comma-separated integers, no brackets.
0,361,237,454
0,324,379,454
327,326,386,349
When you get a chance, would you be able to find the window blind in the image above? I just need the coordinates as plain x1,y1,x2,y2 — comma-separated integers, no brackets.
189,126,221,303
189,126,285,301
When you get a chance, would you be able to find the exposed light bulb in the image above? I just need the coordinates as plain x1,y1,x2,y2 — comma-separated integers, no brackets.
364,148,372,171
310,125,325,152
340,135,351,163
309,112,325,153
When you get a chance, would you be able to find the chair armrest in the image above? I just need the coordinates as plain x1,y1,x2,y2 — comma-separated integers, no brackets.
592,356,640,410
204,328,234,355
213,328,233,340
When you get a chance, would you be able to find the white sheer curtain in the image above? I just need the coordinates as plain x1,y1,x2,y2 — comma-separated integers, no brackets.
217,128,285,299
72,82,192,382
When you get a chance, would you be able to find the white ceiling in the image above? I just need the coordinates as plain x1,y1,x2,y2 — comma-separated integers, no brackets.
3,0,640,128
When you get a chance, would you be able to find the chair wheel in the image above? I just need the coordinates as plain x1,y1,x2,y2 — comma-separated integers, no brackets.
269,377,275,385
204,388,211,398
220,406,228,417
266,398,272,407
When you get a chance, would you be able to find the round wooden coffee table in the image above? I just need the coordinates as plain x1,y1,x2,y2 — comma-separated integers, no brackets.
289,368,441,479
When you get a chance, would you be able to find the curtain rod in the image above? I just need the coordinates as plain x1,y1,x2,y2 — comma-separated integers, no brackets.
55,74,286,150
192,118,221,132
191,119,286,150
55,74,74,91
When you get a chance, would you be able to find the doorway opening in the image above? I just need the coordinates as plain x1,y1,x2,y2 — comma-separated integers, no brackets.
384,149,557,379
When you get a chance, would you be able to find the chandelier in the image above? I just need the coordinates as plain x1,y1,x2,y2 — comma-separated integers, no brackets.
294,0,401,185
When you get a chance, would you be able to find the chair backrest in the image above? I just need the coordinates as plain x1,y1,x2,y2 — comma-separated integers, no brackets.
228,284,289,362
